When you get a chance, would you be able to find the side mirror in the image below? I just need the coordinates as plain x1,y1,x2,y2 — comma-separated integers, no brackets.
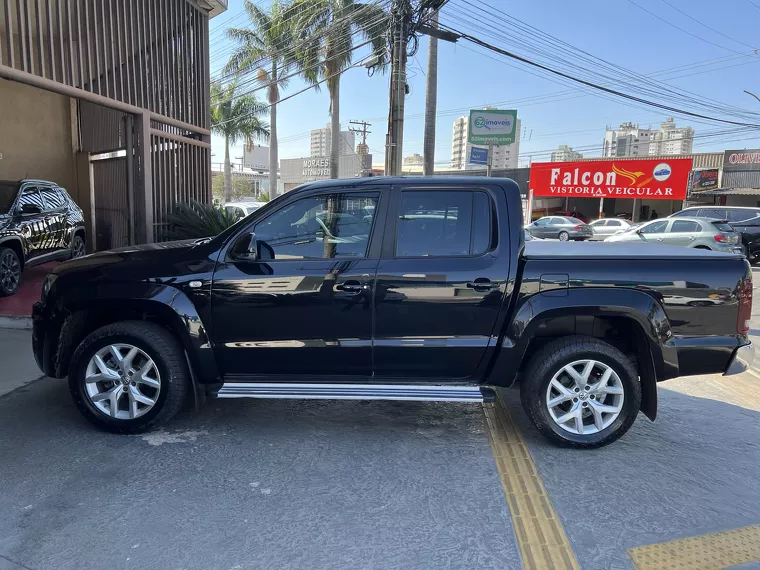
232,232,259,261
20,203,42,215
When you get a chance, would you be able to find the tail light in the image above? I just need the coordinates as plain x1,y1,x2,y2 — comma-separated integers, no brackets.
573,225,583,230
714,235,738,243
737,276,753,334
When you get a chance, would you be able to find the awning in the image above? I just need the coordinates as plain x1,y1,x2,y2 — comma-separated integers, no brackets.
693,187,760,196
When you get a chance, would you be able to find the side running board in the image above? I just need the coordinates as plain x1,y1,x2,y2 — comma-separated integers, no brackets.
216,383,495,403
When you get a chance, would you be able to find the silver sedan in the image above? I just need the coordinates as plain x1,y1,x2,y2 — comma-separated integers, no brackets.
587,218,635,240
526,216,593,241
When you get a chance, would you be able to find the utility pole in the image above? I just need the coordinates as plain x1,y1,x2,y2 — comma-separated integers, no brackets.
385,1,410,176
423,10,439,176
349,120,372,147
350,120,372,177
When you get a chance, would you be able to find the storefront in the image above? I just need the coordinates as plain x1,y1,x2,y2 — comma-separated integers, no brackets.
528,158,693,222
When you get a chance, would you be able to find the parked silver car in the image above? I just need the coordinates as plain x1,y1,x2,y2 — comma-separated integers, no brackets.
587,218,635,240
605,217,743,253
526,216,593,241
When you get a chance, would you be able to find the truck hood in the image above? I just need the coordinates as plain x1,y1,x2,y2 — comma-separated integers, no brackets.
52,238,219,282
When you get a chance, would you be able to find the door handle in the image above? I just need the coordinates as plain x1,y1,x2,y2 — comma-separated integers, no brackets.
466,279,500,292
336,280,370,294
656,238,663,242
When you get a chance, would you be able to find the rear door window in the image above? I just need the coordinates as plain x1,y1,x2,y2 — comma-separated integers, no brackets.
396,190,493,257
698,208,726,219
40,187,65,210
670,220,699,233
607,220,622,227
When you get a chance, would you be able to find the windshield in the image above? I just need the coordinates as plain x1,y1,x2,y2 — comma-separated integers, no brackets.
0,183,18,214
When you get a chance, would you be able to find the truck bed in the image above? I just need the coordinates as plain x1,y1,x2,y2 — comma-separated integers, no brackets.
523,241,745,260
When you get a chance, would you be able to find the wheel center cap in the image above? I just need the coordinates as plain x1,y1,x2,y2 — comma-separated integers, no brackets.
578,392,588,401
122,378,130,386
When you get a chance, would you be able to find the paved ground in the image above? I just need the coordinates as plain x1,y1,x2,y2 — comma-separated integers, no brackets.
1,270,759,569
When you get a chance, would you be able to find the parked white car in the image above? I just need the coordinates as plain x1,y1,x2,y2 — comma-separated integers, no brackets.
224,201,266,219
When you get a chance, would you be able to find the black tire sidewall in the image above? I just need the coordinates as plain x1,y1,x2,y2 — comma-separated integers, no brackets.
70,330,177,431
0,247,21,296
524,343,641,447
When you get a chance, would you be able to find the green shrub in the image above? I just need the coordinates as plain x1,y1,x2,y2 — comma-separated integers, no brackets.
167,200,239,240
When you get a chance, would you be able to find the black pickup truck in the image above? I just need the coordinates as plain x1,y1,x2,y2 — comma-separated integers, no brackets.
32,177,754,448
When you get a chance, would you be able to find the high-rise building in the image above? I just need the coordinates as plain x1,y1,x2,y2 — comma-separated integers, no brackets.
450,114,521,170
649,117,694,155
551,145,583,162
602,118,694,158
310,124,356,157
404,153,424,165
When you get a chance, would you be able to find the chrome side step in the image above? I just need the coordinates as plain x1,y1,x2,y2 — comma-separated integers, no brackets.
216,383,494,403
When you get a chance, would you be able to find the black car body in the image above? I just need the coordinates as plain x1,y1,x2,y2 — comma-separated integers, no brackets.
32,177,754,448
670,206,760,263
0,179,86,295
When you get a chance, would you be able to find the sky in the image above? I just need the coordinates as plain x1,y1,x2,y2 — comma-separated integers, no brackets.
208,0,760,171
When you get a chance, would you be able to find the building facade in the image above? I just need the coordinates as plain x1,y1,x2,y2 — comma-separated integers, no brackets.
280,154,372,192
450,115,521,170
0,0,225,248
551,145,584,162
602,117,694,158
404,153,424,165
310,124,356,157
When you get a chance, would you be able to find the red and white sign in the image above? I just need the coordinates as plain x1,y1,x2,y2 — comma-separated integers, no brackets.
529,158,693,200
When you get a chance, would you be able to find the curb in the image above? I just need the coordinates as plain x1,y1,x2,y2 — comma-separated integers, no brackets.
0,316,33,330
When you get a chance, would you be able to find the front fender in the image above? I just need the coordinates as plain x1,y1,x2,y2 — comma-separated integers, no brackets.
56,282,218,383
490,287,678,387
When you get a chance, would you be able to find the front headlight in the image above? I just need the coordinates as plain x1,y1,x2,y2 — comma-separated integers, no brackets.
41,273,58,300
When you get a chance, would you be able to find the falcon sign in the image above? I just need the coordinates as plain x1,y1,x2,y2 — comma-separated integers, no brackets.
529,158,692,200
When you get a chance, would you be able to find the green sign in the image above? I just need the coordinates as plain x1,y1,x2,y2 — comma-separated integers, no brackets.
468,109,517,145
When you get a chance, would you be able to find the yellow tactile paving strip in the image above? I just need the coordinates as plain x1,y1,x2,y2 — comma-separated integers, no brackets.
628,524,760,570
482,392,581,570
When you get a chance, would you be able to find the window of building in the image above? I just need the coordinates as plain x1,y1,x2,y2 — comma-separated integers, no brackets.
396,190,493,257
241,193,379,260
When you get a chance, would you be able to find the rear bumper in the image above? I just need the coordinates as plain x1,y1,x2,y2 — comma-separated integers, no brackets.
725,342,755,376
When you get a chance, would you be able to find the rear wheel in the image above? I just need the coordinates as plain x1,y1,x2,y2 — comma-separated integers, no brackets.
558,231,570,242
0,247,22,297
520,336,642,448
69,321,188,433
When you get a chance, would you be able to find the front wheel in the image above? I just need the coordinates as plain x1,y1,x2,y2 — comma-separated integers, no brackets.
70,234,86,259
69,321,189,433
558,231,570,242
0,247,22,297
520,336,642,448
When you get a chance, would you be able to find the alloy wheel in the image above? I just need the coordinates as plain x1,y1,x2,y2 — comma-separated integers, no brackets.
72,237,85,258
558,232,569,242
545,359,625,435
84,344,161,420
0,251,21,292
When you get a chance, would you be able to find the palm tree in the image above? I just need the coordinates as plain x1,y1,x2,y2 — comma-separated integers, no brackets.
210,80,269,203
225,0,297,199
290,0,387,179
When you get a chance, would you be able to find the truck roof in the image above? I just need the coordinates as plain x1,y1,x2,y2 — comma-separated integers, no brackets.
524,241,744,260
294,176,520,191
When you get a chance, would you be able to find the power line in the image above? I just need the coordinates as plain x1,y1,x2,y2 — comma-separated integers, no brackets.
439,22,760,128
657,0,757,51
625,0,744,54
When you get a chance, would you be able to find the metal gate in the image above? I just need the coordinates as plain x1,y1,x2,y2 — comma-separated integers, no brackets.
91,153,130,251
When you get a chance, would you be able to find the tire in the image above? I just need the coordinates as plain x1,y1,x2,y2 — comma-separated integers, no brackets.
70,233,86,259
558,231,569,242
69,321,189,434
0,246,22,297
520,336,642,448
